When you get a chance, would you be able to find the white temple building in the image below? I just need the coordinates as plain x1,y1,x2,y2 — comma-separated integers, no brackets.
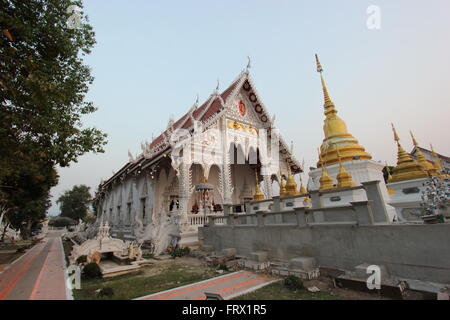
94,68,303,250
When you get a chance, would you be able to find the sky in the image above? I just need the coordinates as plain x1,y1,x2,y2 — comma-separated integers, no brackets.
49,0,450,215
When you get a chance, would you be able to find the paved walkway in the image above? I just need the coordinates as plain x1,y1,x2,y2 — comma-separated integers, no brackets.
137,270,277,300
0,231,68,300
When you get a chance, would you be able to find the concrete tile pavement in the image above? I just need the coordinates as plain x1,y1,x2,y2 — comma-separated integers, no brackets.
0,232,68,300
137,270,278,300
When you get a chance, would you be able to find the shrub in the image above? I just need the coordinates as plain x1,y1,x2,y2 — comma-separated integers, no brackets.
83,262,102,279
218,264,228,271
76,255,87,264
16,247,25,253
170,246,191,258
284,275,303,291
96,287,114,298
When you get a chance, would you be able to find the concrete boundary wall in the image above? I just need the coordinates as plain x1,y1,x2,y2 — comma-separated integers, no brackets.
200,223,450,284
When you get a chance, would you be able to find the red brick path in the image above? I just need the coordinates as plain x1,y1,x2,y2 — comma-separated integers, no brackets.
0,234,68,300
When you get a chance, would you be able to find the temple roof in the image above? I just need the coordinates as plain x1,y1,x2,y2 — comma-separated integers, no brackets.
97,70,302,194
411,146,450,163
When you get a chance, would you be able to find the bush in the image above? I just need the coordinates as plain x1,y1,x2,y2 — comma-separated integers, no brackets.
16,247,25,253
218,264,228,271
76,255,87,264
170,246,191,258
96,287,114,298
83,262,102,279
284,275,303,291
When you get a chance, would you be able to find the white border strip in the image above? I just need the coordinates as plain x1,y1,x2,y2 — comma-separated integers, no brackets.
135,271,244,300
224,279,281,300
59,237,74,300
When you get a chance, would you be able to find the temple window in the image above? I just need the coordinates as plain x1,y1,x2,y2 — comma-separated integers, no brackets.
141,198,146,220
127,202,131,223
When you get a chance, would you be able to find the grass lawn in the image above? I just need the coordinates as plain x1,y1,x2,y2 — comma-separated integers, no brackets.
73,261,225,300
0,241,35,265
234,281,338,300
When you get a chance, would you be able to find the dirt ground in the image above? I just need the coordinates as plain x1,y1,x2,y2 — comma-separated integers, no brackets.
303,278,390,300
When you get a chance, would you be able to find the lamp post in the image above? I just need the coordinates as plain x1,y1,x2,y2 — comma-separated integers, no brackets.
194,178,214,226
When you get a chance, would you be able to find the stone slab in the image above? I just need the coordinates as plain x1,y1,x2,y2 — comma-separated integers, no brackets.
221,248,237,258
248,251,268,263
288,256,317,271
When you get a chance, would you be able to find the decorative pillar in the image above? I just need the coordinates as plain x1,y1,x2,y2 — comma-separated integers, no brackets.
262,174,273,199
131,176,139,226
222,121,233,204
178,163,191,231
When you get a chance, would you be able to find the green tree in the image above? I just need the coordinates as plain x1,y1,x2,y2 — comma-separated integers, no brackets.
1,149,58,238
57,185,92,220
0,0,107,175
0,0,107,229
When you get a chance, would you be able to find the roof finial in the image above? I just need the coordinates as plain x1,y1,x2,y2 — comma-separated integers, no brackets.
315,54,334,109
391,123,400,143
215,79,220,93
315,53,323,73
410,130,419,147
246,56,251,72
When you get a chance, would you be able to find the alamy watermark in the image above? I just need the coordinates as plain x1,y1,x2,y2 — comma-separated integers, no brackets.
66,265,81,290
66,5,82,30
366,265,381,290
367,5,381,30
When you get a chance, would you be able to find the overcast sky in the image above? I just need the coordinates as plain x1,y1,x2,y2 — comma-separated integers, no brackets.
49,0,450,215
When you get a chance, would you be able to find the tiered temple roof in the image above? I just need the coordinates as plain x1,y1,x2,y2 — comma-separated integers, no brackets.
97,70,303,195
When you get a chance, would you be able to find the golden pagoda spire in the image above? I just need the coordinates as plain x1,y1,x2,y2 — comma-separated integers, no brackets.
389,124,428,183
299,174,307,195
430,144,444,173
253,169,265,201
318,148,333,191
315,54,335,109
429,144,448,178
299,160,311,204
285,160,300,196
335,144,356,189
410,131,435,175
315,55,372,167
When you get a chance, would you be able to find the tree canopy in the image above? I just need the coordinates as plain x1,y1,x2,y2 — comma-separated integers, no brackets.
0,0,107,234
57,184,92,220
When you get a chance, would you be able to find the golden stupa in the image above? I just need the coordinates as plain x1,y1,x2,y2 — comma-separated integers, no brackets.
253,170,265,201
299,175,308,195
410,131,435,176
388,124,428,183
284,163,300,197
318,148,334,191
430,144,449,178
279,172,287,197
335,145,357,189
315,55,372,168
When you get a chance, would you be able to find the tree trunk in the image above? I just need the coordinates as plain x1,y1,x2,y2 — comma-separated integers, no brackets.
0,224,8,242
